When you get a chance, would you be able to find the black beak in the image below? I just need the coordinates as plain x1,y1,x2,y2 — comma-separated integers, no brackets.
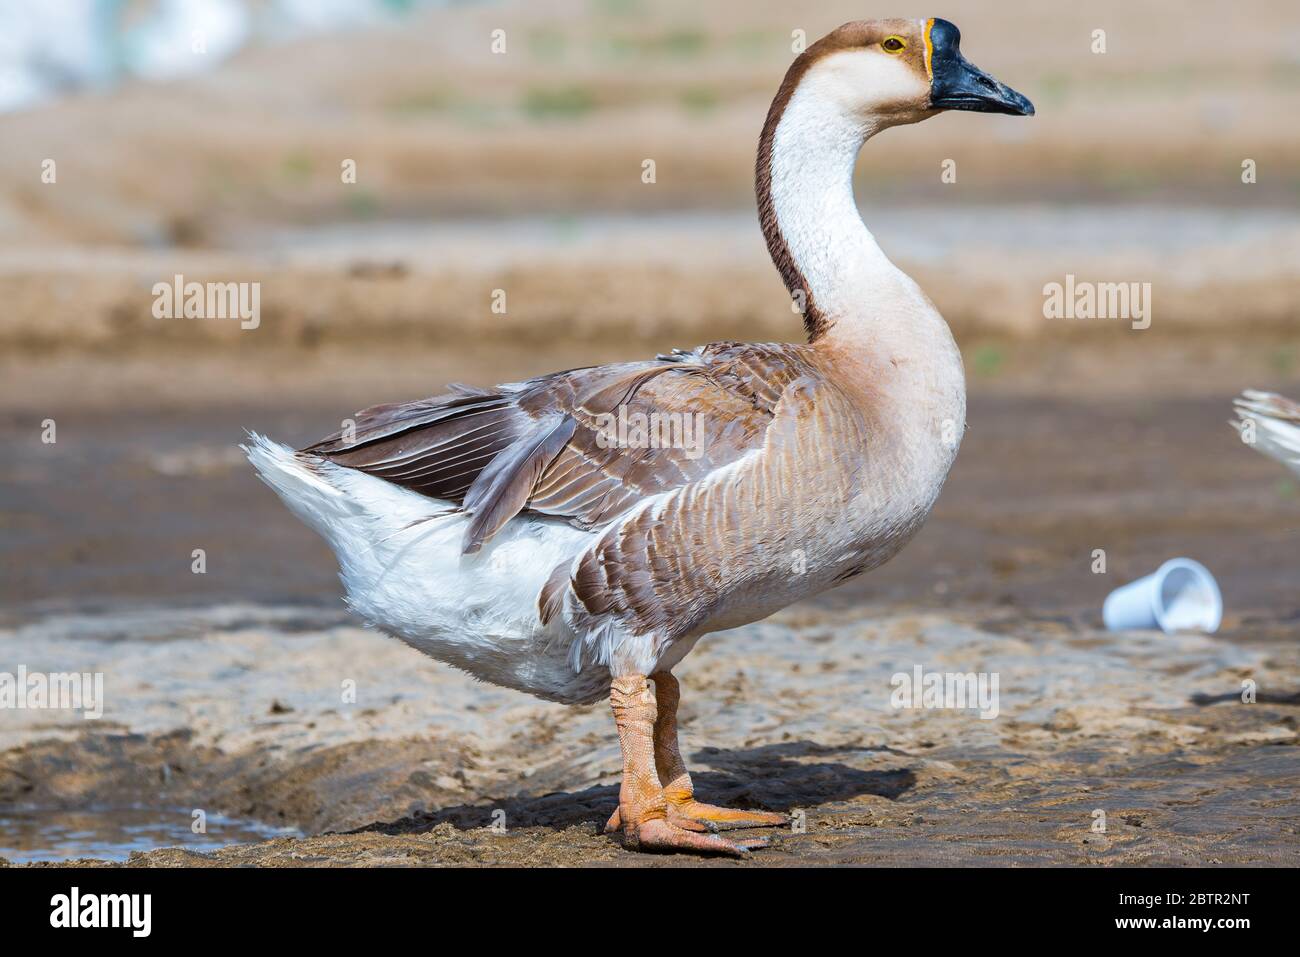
927,18,1034,116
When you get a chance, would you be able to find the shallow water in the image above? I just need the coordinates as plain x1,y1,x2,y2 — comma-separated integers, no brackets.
0,806,299,864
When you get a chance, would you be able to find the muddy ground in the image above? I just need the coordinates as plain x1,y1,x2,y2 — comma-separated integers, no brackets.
3,604,1298,867
2,362,1298,867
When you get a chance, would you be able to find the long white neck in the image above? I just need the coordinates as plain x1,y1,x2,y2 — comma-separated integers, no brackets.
757,70,967,469
758,77,942,352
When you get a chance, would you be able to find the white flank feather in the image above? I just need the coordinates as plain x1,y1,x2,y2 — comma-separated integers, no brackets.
1232,390,1300,478
241,433,611,704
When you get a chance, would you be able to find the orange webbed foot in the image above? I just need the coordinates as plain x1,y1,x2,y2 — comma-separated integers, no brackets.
606,805,711,834
669,799,788,831
607,673,776,856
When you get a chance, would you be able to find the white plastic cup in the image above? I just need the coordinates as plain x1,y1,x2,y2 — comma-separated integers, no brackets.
1102,558,1223,634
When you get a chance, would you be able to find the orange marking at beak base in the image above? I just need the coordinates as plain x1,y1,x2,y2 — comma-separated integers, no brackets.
924,17,935,80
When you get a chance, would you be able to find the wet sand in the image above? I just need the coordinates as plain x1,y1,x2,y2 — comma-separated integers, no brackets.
2,601,1296,867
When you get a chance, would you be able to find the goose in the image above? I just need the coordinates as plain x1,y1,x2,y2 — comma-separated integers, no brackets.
1233,390,1300,477
244,18,1033,856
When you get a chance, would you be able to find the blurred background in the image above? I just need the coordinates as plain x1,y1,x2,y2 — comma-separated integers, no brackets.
0,0,1298,867
3,0,1297,618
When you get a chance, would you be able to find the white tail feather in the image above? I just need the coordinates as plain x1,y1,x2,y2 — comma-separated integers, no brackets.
241,431,607,704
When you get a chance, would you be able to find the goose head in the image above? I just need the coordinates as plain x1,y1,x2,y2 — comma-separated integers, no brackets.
757,18,1034,342
785,18,1034,130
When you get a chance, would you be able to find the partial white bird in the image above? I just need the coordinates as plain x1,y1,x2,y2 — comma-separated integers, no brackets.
1233,390,1300,477
245,17,1033,855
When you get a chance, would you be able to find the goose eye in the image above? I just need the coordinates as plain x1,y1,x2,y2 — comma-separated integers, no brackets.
881,36,906,53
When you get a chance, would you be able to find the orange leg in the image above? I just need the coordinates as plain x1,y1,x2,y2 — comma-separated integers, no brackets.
608,675,766,856
651,672,788,831
605,673,786,843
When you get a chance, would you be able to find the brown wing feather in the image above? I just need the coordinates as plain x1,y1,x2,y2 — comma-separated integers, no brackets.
461,415,577,553
303,385,527,501
303,343,812,550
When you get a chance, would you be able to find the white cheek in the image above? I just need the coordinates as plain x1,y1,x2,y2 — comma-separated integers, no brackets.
807,50,928,118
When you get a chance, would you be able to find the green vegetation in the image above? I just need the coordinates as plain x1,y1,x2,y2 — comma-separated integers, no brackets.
679,86,719,115
972,344,1005,378
1269,344,1297,376
598,27,708,61
386,89,449,114
345,189,379,218
659,28,706,58
592,0,641,16
528,29,568,62
1037,73,1070,107
522,86,597,120
280,150,314,182
730,29,775,59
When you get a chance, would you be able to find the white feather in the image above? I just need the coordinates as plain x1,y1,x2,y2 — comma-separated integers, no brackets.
242,433,612,704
